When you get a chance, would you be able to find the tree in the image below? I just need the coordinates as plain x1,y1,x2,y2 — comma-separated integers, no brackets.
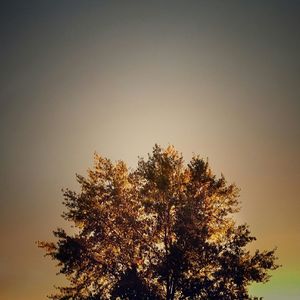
38,145,279,299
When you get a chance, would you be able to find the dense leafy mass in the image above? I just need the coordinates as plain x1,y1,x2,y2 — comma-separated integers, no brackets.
39,145,278,299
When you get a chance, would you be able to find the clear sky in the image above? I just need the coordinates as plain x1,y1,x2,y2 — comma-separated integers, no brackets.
0,1,299,299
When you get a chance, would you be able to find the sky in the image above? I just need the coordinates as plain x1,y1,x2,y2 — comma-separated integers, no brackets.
0,1,299,299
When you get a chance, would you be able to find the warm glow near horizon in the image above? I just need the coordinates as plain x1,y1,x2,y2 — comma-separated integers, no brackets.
0,1,299,299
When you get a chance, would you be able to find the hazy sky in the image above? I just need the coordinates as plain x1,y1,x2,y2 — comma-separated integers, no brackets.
1,1,299,299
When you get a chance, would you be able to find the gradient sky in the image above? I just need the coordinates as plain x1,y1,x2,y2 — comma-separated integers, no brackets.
0,1,299,299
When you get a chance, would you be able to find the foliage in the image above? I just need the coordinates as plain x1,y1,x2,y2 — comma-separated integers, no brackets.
38,145,279,299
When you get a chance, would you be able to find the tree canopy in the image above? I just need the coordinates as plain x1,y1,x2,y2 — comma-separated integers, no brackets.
39,145,279,299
